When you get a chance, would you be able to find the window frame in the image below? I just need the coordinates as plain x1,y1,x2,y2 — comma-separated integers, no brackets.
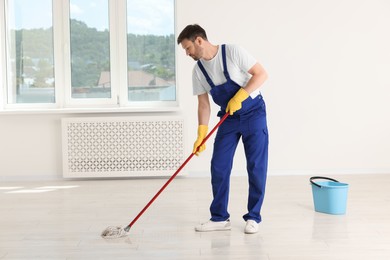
0,0,7,109
0,0,178,113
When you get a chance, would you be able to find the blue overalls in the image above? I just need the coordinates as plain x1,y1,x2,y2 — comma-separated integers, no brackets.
197,44,268,223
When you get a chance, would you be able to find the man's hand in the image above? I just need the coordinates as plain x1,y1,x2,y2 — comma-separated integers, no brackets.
226,88,249,115
193,125,208,156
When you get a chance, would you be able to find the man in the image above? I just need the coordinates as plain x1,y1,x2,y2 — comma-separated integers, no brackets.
177,24,269,234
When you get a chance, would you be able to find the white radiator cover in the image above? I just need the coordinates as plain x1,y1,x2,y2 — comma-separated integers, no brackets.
61,116,185,178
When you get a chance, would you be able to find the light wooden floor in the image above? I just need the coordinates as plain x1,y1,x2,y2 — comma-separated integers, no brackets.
1,174,390,259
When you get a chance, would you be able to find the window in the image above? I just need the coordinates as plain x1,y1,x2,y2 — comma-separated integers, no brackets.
0,0,176,112
126,0,175,102
69,0,111,99
5,0,55,104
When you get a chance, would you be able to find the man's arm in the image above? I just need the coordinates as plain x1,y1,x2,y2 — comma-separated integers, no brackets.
197,93,211,125
225,62,268,115
192,93,211,155
243,62,268,94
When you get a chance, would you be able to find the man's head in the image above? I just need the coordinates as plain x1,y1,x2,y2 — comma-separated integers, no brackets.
177,24,208,44
177,24,208,61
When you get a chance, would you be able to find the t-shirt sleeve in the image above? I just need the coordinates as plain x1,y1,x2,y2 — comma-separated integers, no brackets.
228,44,257,73
192,66,208,96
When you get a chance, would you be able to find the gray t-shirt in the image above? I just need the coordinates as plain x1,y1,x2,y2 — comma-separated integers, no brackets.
192,44,260,98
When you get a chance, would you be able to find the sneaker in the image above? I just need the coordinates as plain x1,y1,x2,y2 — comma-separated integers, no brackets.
244,220,259,234
195,220,231,232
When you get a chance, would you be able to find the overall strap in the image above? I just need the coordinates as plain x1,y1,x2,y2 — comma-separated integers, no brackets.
221,44,231,80
197,60,215,88
197,44,231,88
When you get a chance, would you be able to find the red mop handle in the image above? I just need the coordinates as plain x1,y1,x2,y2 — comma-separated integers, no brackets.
126,113,229,231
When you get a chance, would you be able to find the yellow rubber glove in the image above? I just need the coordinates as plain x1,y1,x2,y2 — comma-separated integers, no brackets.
193,125,208,156
226,88,249,115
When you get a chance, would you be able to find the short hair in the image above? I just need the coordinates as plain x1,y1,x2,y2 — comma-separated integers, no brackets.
177,24,208,44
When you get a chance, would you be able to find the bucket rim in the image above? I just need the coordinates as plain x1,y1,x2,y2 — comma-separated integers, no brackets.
312,181,349,188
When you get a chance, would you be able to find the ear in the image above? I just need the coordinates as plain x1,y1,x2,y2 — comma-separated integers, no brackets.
195,36,203,46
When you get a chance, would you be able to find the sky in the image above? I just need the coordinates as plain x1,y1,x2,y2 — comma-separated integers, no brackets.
9,0,174,35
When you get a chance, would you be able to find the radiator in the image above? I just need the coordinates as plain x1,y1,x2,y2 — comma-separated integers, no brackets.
61,116,185,178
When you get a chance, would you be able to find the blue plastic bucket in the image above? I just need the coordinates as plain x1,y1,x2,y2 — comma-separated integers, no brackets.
310,176,349,215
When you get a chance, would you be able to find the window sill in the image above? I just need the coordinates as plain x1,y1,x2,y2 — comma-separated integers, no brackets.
0,105,180,115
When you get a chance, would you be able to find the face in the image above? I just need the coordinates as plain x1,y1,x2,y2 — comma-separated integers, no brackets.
180,37,203,61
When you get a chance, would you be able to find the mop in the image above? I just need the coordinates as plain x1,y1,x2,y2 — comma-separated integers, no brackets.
101,113,229,239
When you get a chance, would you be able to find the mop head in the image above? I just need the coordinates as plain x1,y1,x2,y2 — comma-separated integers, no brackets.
101,226,129,239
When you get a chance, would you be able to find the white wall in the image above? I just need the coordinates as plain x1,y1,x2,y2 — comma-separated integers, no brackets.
177,0,390,176
1,0,390,180
0,114,62,179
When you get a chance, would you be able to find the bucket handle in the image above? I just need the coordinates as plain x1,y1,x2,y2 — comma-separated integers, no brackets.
310,176,339,188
